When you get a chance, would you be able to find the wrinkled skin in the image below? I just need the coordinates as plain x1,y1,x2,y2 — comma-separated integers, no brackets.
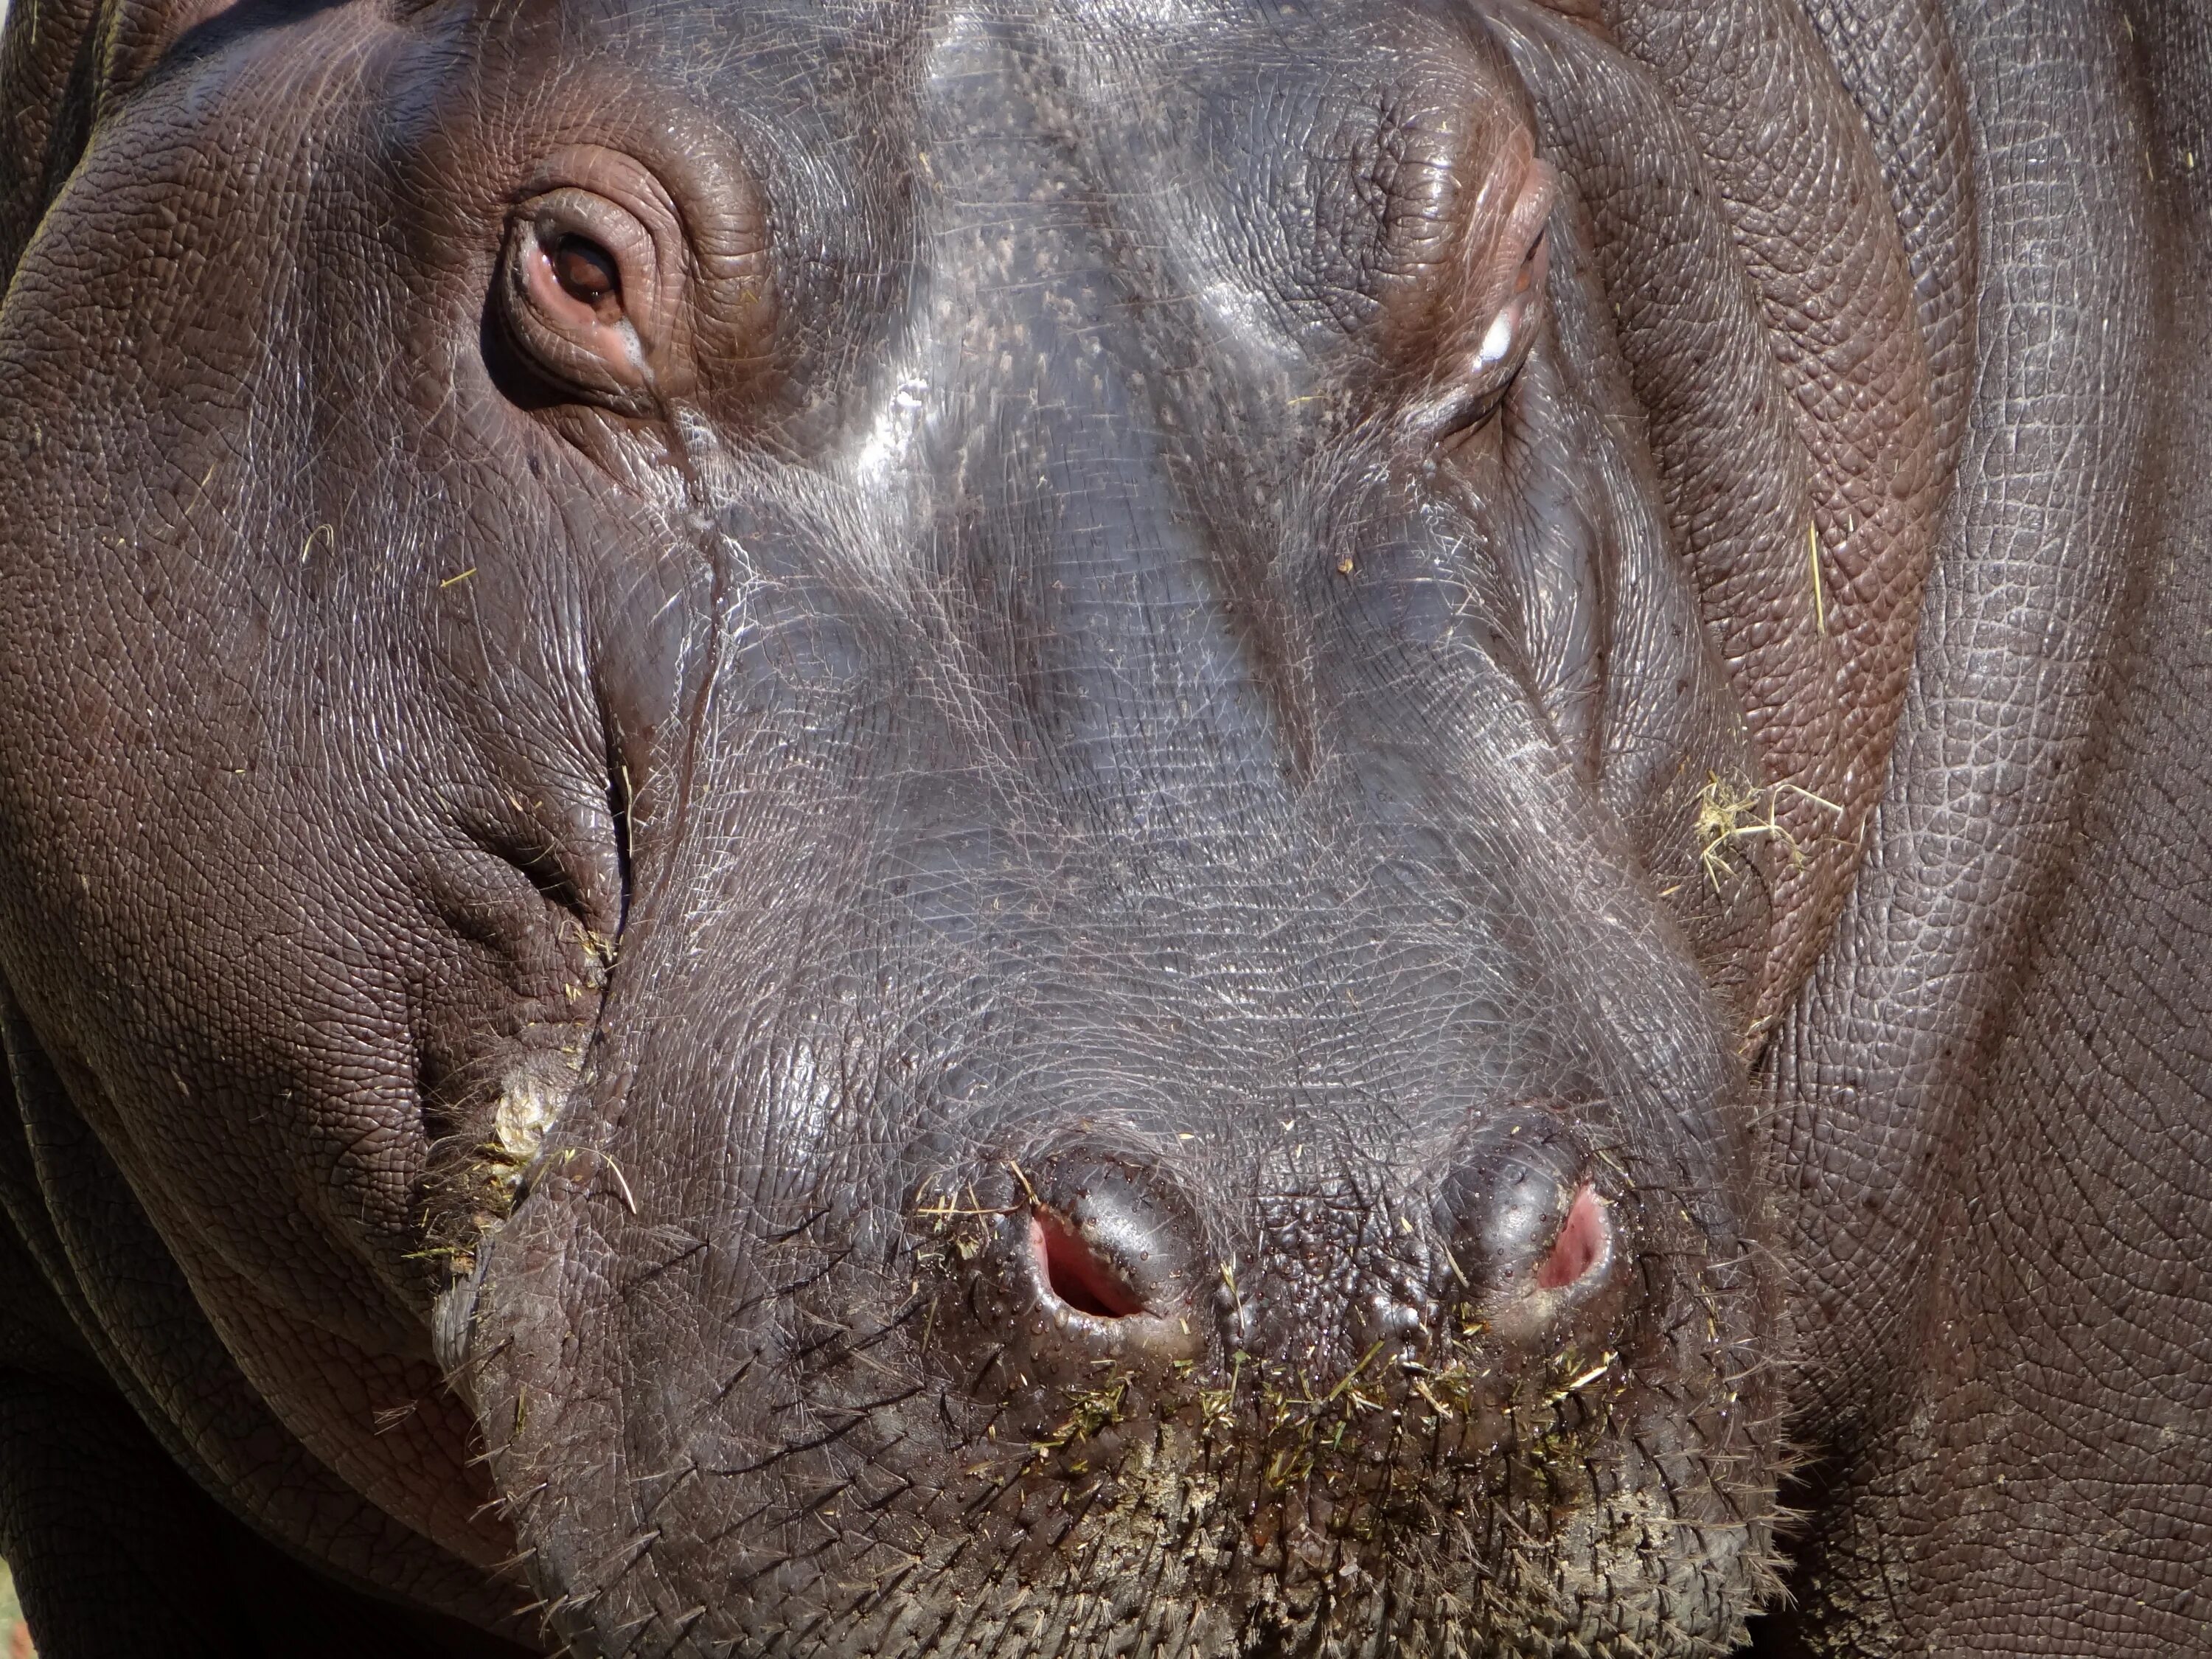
0,0,2207,1655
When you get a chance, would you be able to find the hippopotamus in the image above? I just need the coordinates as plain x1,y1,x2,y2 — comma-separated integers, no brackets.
1,0,2207,1652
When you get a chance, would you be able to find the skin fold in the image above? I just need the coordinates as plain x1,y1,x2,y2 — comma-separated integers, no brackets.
0,1,2202,1655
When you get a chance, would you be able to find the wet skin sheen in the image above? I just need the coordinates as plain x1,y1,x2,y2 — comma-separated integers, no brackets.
1,1,2210,1656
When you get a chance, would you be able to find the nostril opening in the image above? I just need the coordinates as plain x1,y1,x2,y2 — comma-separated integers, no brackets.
1032,1208,1143,1319
1536,1183,1608,1291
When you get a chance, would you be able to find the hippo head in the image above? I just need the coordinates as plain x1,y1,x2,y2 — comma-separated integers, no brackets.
0,0,1941,1653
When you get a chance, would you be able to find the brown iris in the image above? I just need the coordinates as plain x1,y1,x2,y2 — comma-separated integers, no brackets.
551,234,619,306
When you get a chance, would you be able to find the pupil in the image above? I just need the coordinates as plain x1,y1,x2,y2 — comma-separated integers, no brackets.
552,235,617,302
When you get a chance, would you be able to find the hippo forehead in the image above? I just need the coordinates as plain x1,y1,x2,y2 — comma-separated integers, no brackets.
542,0,1522,312
437,0,1551,482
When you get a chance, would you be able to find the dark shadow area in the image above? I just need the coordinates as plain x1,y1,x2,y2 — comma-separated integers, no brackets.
0,1374,538,1659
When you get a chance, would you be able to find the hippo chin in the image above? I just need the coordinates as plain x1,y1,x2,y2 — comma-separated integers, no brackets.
2,0,2210,1655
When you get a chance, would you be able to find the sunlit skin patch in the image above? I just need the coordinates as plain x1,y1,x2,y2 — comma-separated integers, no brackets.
1031,1207,1144,1319
1536,1181,1610,1291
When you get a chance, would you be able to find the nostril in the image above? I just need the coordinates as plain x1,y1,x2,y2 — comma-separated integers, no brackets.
1535,1182,1608,1290
1433,1113,1630,1337
1032,1208,1144,1319
925,1154,1206,1396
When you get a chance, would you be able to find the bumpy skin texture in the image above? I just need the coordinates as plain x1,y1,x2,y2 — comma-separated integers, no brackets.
0,1,2202,1657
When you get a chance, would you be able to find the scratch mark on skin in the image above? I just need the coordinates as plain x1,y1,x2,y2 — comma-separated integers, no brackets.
602,1152,639,1215
1808,519,1827,636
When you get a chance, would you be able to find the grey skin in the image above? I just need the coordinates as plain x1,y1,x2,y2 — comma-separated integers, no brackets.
0,0,2205,1654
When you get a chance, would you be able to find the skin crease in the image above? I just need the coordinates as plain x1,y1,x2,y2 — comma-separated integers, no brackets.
0,1,2204,1658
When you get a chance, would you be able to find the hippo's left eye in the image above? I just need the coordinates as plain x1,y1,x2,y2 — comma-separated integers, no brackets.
1431,228,1548,448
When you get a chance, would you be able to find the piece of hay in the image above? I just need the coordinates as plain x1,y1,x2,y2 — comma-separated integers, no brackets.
1694,773,1843,889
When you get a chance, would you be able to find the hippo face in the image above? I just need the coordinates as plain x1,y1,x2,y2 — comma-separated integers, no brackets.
0,0,1947,1654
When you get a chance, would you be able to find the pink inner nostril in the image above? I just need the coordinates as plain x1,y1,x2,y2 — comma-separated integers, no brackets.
1032,1210,1143,1319
1535,1183,1608,1291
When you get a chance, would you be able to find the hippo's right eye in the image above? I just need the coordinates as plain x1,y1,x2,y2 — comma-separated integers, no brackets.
1428,230,1547,448
496,160,690,411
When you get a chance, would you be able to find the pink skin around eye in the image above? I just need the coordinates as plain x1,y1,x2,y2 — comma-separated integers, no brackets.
522,237,639,375
1536,1183,1609,1291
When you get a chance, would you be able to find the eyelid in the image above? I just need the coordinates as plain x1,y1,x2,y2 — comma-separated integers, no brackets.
1371,131,1555,447
1423,221,1549,445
